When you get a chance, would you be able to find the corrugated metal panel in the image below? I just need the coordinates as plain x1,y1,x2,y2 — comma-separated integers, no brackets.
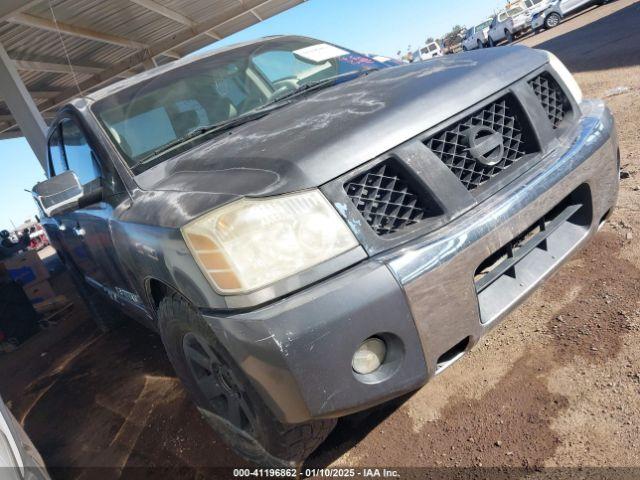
215,11,259,37
257,0,304,19
0,0,305,136
159,0,241,23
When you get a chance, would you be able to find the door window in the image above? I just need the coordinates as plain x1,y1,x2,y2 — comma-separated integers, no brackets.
61,119,101,186
48,126,67,176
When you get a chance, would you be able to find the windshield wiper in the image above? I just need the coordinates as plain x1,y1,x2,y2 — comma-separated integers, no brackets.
132,107,279,170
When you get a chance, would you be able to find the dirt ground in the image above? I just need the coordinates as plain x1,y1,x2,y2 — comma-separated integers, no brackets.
1,1,639,478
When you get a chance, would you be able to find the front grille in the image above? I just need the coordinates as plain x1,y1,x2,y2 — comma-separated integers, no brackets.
423,95,538,191
529,73,571,129
344,161,441,236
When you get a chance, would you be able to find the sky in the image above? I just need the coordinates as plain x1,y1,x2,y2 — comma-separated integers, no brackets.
0,0,507,231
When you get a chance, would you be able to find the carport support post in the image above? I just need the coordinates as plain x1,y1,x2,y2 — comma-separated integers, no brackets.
0,41,48,170
142,57,158,70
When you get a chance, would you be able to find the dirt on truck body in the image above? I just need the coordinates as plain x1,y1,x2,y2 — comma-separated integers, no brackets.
0,0,639,477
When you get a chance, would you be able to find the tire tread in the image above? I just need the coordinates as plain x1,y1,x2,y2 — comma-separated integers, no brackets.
157,293,336,466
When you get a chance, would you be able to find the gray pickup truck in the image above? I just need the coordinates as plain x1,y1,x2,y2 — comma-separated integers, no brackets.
33,35,619,466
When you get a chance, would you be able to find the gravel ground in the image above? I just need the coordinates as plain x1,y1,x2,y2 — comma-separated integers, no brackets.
1,1,639,478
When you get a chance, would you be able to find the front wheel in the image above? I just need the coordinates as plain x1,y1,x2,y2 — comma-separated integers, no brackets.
157,293,336,466
545,13,561,29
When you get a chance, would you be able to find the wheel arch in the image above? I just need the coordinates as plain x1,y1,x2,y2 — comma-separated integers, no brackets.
145,276,176,314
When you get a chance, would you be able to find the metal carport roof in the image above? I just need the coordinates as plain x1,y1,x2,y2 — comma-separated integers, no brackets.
0,0,304,153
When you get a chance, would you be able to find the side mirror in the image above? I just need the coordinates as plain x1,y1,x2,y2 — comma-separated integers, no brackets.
32,171,83,217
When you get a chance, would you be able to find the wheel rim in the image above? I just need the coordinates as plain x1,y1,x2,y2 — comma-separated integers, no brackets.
182,332,255,434
547,15,559,27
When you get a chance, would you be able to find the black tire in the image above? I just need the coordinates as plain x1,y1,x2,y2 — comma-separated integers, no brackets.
64,255,126,332
488,36,495,47
545,12,561,29
477,40,483,49
505,29,514,44
462,45,468,51
157,293,336,467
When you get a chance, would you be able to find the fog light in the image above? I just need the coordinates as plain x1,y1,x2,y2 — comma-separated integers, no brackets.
352,337,386,375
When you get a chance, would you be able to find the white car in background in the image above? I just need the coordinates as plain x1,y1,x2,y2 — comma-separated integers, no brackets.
531,0,608,31
412,41,443,61
462,19,493,51
0,398,50,480
488,5,530,46
523,0,554,17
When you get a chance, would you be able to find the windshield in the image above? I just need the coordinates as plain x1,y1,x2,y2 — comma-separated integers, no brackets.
508,6,525,16
92,38,384,169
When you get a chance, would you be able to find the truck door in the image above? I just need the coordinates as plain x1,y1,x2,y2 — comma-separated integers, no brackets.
57,116,148,321
559,0,586,15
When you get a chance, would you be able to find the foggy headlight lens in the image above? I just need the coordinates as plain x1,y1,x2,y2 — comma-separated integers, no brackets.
352,338,386,375
546,51,583,104
182,190,358,294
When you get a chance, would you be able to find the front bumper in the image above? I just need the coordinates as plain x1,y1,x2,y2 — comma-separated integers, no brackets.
202,101,619,424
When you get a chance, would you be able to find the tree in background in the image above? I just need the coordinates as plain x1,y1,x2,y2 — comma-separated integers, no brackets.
443,24,465,49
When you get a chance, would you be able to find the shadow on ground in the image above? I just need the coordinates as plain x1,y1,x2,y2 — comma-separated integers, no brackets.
529,2,640,72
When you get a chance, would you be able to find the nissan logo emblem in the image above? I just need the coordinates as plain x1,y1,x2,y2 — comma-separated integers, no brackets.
464,125,504,166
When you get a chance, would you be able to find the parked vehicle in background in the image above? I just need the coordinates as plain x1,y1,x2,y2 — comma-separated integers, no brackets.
411,42,443,62
531,0,608,31
488,6,530,46
0,397,50,480
523,0,552,16
27,224,49,251
413,42,443,61
14,219,50,251
531,1,564,30
462,19,493,50
443,34,465,55
32,35,620,467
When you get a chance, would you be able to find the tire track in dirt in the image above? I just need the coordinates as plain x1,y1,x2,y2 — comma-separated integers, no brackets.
543,232,639,364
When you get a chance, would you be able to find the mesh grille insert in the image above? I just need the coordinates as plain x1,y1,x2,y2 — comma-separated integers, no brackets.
423,95,538,192
344,161,441,236
529,73,571,129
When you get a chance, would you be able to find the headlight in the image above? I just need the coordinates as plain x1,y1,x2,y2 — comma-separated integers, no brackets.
546,51,583,104
182,190,359,294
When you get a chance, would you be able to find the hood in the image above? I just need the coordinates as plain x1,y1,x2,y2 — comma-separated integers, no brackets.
127,46,549,228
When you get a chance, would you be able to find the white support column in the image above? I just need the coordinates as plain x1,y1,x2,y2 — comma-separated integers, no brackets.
0,42,48,169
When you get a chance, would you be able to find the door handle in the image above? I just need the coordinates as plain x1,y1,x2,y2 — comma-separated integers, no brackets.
73,226,86,238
